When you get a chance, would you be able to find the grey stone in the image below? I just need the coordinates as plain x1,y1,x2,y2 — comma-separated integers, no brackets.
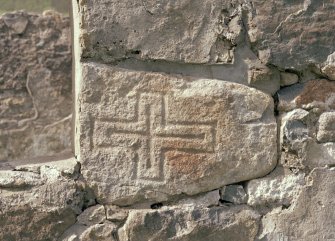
118,205,260,241
0,159,85,241
77,63,277,205
77,205,106,226
317,112,335,142
279,109,311,169
247,0,335,70
175,190,220,207
321,52,335,80
3,12,28,34
60,221,118,241
105,205,129,222
280,72,299,87
277,79,335,112
257,168,335,241
305,141,335,168
277,84,305,112
77,0,245,64
246,167,305,208
220,184,248,205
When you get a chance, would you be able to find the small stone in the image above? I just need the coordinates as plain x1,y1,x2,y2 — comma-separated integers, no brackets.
277,79,335,112
0,171,43,188
306,141,335,168
3,13,28,34
246,167,305,207
317,112,335,142
295,79,335,110
277,83,304,112
247,62,280,95
80,221,117,241
280,72,299,87
175,190,220,207
77,205,106,226
105,205,129,222
321,52,335,80
220,185,248,204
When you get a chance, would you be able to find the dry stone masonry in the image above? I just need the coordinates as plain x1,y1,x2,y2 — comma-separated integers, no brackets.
0,0,335,240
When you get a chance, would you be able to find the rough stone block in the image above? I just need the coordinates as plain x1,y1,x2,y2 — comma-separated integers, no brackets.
257,168,335,240
0,159,84,241
246,167,305,208
78,63,277,205
317,112,335,143
277,79,335,112
78,0,243,64
77,205,106,226
175,190,220,207
220,184,248,205
118,205,260,241
248,0,335,70
0,11,72,162
280,72,299,87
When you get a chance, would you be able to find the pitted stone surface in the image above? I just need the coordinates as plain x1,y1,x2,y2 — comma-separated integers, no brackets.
78,63,277,205
78,0,243,64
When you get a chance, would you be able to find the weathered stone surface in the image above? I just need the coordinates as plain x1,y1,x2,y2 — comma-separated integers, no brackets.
0,206,77,241
60,221,118,241
78,63,277,205
77,205,106,226
280,72,299,87
257,168,335,241
14,156,80,175
279,107,335,169
220,184,248,205
246,167,305,208
0,159,84,241
248,0,335,70
321,52,335,80
305,141,335,168
106,205,129,222
77,0,245,64
277,79,335,112
118,205,260,241
175,190,220,207
317,112,335,142
0,11,72,162
279,109,311,169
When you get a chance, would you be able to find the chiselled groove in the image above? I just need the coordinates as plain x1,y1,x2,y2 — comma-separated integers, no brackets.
94,92,217,181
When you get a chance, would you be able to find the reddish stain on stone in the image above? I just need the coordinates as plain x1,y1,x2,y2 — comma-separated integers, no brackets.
165,151,212,180
296,79,335,107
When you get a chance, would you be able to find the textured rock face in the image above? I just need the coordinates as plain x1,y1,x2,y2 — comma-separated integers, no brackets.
2,0,335,239
78,63,277,205
118,205,260,241
0,11,72,162
78,0,243,64
258,168,335,241
0,158,85,241
248,0,335,70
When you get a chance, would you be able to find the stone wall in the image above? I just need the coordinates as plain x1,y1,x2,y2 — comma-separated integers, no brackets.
0,11,72,165
1,1,335,240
